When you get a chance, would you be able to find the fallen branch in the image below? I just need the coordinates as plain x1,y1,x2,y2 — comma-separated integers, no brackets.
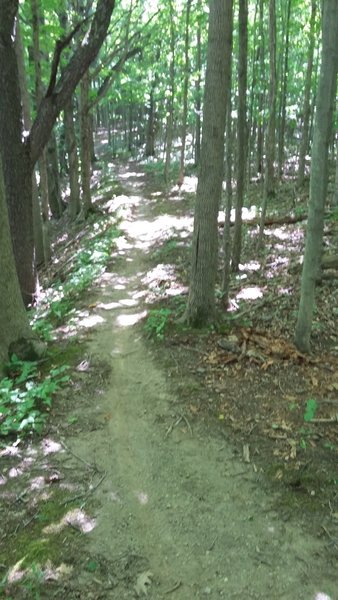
219,213,308,228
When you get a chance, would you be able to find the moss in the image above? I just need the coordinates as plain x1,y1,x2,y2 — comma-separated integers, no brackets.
0,490,81,569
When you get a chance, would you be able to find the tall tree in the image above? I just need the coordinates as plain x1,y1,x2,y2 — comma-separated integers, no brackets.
0,0,115,305
297,0,317,188
163,0,175,184
0,157,33,367
178,0,193,185
277,0,292,178
295,0,338,352
31,0,51,264
184,0,232,326
231,0,248,272
258,0,276,245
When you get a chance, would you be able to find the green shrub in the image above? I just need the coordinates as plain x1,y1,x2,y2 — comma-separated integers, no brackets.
144,308,171,340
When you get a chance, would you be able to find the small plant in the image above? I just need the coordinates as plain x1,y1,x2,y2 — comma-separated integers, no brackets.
0,355,69,437
153,239,178,260
22,563,44,600
304,398,318,422
144,308,171,340
32,217,121,330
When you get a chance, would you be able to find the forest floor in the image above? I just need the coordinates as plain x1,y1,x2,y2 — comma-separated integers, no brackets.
1,147,338,599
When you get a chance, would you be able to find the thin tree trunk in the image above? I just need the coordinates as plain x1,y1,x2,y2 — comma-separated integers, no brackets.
222,63,234,305
258,0,276,246
31,0,51,264
47,132,63,219
277,0,291,178
184,0,232,326
178,0,192,184
164,0,175,184
80,71,92,216
295,0,338,352
231,0,248,272
145,85,156,156
297,0,317,188
194,14,202,167
64,98,81,220
256,0,265,176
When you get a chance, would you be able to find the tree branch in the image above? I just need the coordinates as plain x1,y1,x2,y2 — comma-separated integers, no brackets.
45,19,87,98
28,0,115,168
89,46,142,110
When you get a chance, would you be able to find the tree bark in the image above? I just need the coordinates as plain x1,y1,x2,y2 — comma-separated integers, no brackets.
258,0,277,246
31,0,51,263
164,0,175,184
178,0,192,183
231,0,248,272
297,0,317,189
194,12,202,167
0,158,33,367
80,71,92,216
15,16,45,267
0,0,36,306
222,39,234,305
277,0,291,178
295,0,338,352
184,0,232,326
47,133,63,219
145,86,156,157
64,97,81,220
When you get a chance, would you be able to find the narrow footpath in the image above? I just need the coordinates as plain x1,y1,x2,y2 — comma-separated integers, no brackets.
63,163,336,599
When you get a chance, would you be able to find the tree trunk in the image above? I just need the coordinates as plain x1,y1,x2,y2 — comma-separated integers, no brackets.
15,16,45,267
0,158,33,367
256,0,265,176
297,0,317,188
47,133,63,219
222,44,234,305
178,0,192,183
80,71,92,216
31,0,51,265
184,0,232,327
295,0,338,353
194,12,202,167
277,0,291,178
0,4,36,306
164,0,175,184
231,0,248,273
258,0,277,246
145,86,156,157
64,98,81,220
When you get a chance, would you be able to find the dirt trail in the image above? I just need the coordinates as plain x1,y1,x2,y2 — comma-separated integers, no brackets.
66,164,336,599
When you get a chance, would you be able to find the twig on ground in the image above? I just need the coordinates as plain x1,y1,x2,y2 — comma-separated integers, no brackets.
60,440,101,471
208,536,217,551
164,581,182,594
165,416,183,438
181,414,193,436
62,471,107,506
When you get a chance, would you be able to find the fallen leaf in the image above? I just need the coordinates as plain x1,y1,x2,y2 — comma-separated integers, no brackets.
134,571,153,597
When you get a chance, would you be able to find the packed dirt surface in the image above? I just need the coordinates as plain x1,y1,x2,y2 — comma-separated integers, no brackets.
1,160,337,599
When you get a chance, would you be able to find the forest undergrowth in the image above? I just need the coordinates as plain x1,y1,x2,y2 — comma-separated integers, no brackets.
1,154,338,598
